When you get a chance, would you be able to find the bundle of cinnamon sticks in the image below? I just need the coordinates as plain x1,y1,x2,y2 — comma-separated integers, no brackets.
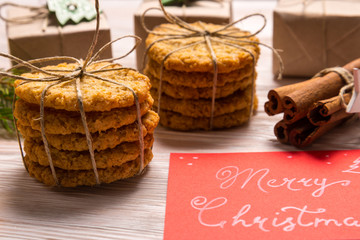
265,58,360,148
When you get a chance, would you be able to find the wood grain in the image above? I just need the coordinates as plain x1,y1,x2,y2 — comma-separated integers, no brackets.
0,1,359,239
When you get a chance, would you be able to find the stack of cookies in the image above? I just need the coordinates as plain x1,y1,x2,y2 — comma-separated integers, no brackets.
13,62,159,187
144,22,260,131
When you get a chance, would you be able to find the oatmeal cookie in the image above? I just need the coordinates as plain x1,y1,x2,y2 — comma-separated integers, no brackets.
18,110,159,151
24,149,153,187
14,96,153,134
158,105,257,131
24,134,154,170
151,86,256,117
144,58,254,88
148,72,253,99
14,62,151,111
145,22,260,73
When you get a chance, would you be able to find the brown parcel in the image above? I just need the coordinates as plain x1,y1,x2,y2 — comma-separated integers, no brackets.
273,0,360,77
6,6,112,64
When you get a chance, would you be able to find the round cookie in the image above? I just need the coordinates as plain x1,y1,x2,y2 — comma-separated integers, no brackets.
145,58,253,88
14,62,151,111
158,105,257,131
152,86,255,117
148,72,253,99
24,134,154,170
14,96,153,134
24,150,153,187
146,22,260,73
18,110,159,151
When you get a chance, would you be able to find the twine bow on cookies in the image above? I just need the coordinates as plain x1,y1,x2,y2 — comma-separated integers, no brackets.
142,0,283,130
1,0,145,186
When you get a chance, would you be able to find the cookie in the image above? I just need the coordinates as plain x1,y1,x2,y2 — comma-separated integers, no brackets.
158,105,257,131
14,62,151,111
18,110,159,151
24,134,154,170
145,58,254,88
24,149,153,187
148,72,253,99
146,22,260,73
151,86,255,117
14,96,153,134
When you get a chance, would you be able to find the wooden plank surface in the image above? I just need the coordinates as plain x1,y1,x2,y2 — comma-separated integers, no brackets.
0,1,359,239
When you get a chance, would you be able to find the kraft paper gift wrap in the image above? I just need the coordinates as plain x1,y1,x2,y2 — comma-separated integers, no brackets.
273,0,360,78
6,6,112,64
134,0,233,70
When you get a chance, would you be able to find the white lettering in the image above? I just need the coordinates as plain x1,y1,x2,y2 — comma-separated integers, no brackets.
190,196,227,228
216,166,350,197
191,201,360,232
343,157,360,174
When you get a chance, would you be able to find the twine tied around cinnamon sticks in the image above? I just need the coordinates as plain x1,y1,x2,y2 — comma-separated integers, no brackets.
2,0,145,186
142,0,284,130
313,66,354,109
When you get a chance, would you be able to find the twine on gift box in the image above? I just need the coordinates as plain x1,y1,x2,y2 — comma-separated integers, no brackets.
142,0,283,130
2,0,146,186
0,3,48,24
0,2,67,58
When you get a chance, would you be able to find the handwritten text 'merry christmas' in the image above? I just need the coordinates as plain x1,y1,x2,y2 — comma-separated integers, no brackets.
190,157,360,232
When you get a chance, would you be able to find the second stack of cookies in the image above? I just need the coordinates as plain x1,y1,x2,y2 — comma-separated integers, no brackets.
144,22,260,131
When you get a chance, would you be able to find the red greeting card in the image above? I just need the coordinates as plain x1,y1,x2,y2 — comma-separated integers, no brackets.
164,150,360,240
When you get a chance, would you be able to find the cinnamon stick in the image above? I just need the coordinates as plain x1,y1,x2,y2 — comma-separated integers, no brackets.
288,118,348,148
308,93,353,126
265,82,307,115
274,118,308,144
282,58,360,124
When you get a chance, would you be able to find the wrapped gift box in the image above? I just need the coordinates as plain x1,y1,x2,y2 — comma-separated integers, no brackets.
273,0,360,78
134,0,233,70
6,6,112,65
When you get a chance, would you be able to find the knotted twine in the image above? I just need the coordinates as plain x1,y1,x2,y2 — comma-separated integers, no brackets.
142,0,284,129
3,0,145,186
313,66,355,110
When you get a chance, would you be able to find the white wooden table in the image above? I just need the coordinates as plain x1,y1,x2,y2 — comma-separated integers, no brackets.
0,1,359,239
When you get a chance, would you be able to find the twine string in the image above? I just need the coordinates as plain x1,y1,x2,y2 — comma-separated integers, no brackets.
313,66,354,109
83,0,100,70
40,82,60,186
5,0,145,186
0,3,48,24
142,0,283,129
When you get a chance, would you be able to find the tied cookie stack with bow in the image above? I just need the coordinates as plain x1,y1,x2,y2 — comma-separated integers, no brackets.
5,0,159,187
142,0,275,131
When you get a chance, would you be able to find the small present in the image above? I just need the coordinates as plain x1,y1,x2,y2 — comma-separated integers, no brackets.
273,0,360,78
134,0,233,70
6,5,112,65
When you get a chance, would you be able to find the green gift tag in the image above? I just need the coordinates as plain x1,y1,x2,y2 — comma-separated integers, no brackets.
47,0,98,25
